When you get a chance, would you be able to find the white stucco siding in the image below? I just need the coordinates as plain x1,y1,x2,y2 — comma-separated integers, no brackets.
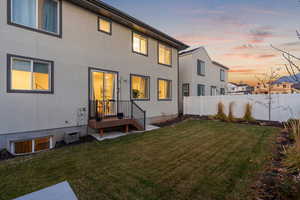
0,0,179,135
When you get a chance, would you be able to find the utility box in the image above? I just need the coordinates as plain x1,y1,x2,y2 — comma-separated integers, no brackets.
64,132,80,144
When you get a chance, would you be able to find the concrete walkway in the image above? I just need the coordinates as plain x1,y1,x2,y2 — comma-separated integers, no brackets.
90,125,160,142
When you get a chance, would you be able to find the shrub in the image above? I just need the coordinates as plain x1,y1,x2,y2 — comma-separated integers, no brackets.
228,102,236,122
215,102,228,122
285,119,300,153
243,103,255,122
284,119,300,173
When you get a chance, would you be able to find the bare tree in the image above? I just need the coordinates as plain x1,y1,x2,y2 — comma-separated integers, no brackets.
255,68,281,120
271,44,300,83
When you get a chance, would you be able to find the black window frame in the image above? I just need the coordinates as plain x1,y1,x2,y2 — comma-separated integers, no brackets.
97,15,112,35
7,0,63,38
158,43,172,67
130,74,150,101
220,88,226,95
182,83,190,97
157,78,172,101
220,69,225,81
197,84,205,96
7,54,54,94
132,31,148,56
210,86,217,96
197,59,205,76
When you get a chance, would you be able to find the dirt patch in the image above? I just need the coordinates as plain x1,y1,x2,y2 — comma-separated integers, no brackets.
252,130,300,200
152,116,188,127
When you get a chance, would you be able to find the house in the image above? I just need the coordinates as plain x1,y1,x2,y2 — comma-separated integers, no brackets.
227,82,253,95
253,82,298,94
0,0,188,154
178,47,229,113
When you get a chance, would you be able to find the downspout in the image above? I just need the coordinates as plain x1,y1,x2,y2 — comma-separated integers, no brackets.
177,50,181,116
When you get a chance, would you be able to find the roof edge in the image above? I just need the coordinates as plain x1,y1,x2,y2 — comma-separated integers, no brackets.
86,0,189,50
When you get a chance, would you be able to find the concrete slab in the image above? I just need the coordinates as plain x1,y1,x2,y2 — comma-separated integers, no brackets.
91,125,160,141
14,181,77,200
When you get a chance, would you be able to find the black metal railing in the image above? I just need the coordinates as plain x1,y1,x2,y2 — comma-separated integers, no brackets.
89,100,146,130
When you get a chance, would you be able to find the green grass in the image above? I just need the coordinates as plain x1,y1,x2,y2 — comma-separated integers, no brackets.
0,120,279,200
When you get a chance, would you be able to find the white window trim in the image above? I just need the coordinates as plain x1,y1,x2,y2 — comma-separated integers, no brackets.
10,136,53,155
10,56,52,92
11,0,60,35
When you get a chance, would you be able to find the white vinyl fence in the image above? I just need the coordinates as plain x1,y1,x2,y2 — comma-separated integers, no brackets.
184,94,300,122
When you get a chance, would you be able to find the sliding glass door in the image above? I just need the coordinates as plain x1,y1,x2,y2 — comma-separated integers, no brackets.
90,69,117,116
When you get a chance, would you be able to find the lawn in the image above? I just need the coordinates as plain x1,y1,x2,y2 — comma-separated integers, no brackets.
0,120,279,200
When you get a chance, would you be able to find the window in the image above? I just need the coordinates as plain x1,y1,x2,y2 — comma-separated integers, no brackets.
197,60,205,76
11,136,52,155
211,86,217,96
131,75,150,100
158,79,172,100
220,69,225,81
158,43,172,66
182,83,190,97
98,16,111,34
197,84,205,96
132,32,148,55
220,88,225,95
10,0,60,35
8,55,53,93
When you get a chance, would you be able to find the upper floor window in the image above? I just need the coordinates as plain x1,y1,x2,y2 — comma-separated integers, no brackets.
158,43,172,66
158,79,172,100
7,54,54,93
132,32,148,56
182,83,190,97
197,60,205,76
98,16,112,34
10,0,60,35
220,69,225,81
131,74,150,100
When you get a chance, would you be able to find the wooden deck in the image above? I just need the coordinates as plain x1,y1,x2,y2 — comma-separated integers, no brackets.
88,118,144,136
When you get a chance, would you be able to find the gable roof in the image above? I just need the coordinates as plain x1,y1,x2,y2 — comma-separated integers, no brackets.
212,61,229,70
67,0,189,50
179,47,202,55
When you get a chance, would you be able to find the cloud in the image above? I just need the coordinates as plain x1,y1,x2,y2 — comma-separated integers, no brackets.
175,34,235,46
229,69,256,73
248,26,274,43
233,44,255,50
257,54,277,59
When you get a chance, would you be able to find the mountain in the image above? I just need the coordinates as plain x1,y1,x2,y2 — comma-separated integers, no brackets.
274,73,300,84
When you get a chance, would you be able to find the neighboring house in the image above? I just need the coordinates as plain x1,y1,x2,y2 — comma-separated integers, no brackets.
253,82,299,94
227,82,253,95
0,0,188,154
178,47,229,113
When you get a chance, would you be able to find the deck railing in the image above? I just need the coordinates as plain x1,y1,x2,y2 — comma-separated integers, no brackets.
89,100,146,130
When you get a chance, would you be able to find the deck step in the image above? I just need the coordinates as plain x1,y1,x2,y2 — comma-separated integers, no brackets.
88,118,144,131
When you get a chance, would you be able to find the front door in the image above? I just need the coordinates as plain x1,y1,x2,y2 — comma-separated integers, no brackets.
90,69,118,117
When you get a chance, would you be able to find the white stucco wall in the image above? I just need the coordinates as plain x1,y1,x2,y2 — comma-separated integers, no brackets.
179,47,228,112
0,0,179,135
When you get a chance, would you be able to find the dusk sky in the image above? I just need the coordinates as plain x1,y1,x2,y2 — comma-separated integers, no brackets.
103,0,300,85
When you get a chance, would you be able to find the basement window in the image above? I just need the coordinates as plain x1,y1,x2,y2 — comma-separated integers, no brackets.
11,136,53,155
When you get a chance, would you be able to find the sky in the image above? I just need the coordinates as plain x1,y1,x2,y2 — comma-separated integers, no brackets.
102,0,300,85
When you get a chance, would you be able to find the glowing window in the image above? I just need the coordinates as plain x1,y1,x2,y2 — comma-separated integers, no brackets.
98,17,111,34
158,43,172,66
9,55,52,93
133,33,148,55
131,75,149,100
158,79,172,100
